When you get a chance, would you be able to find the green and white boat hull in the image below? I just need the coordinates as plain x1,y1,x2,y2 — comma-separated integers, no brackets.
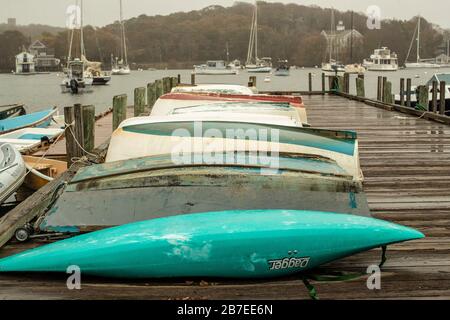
0,210,424,279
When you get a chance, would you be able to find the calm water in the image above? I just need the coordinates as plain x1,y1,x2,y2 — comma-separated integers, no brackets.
1,67,450,114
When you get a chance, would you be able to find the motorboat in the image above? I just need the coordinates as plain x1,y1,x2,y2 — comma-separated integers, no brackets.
274,59,290,76
194,60,238,75
61,59,94,94
363,47,399,71
172,84,255,95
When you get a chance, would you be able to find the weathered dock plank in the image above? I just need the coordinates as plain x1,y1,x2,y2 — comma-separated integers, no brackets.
0,94,449,300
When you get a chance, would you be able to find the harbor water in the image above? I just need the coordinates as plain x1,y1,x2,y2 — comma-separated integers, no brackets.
1,67,450,114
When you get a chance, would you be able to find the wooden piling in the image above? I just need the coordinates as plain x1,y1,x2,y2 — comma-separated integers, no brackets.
432,81,438,113
400,78,405,106
377,76,383,101
308,73,312,92
406,78,412,108
64,106,76,164
440,81,446,115
417,85,429,111
147,82,156,109
337,76,344,93
134,87,146,117
343,73,350,94
177,74,181,85
382,77,387,102
191,73,196,86
163,77,172,94
383,81,393,104
170,77,179,90
155,79,164,100
356,77,365,98
113,94,127,131
321,73,326,93
82,105,95,153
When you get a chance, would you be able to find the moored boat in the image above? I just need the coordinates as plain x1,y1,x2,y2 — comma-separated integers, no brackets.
274,59,290,76
22,156,67,191
172,84,255,95
0,210,424,278
363,47,399,72
194,60,238,75
0,128,64,153
111,0,131,75
0,143,26,205
0,108,57,134
151,92,308,125
0,104,26,120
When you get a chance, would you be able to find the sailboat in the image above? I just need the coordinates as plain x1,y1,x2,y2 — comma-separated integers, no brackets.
344,11,365,74
322,9,345,74
245,2,272,73
60,0,93,94
112,0,131,75
405,16,440,69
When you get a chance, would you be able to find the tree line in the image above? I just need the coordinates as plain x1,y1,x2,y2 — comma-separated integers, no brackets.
0,1,447,71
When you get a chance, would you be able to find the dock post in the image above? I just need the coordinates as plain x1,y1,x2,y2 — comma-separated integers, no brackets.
440,81,446,115
134,87,146,117
155,79,164,99
113,94,127,131
177,74,181,85
82,105,95,153
432,81,438,113
400,78,405,106
64,106,76,164
147,82,156,110
191,73,196,85
383,81,393,104
73,104,85,155
406,78,412,108
171,77,179,90
337,76,344,93
356,76,365,98
163,77,172,94
321,73,326,93
417,85,429,111
308,73,312,92
377,76,383,101
343,73,350,94
381,77,387,102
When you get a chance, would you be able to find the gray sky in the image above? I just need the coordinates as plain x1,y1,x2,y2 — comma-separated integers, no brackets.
1,0,449,29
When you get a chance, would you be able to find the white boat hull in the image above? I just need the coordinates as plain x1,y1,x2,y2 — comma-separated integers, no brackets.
61,78,94,94
405,63,441,69
0,128,65,153
247,67,272,73
112,67,131,75
0,143,26,205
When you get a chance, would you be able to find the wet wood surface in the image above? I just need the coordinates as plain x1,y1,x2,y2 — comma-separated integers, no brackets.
1,95,449,300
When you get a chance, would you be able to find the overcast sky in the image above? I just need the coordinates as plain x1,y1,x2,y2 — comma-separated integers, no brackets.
1,0,449,29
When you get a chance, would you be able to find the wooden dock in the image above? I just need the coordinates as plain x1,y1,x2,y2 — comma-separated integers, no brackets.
0,94,449,300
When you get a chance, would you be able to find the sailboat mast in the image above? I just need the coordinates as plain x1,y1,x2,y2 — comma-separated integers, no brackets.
330,8,335,63
350,11,354,63
254,1,258,62
417,16,421,63
120,0,128,65
80,0,85,58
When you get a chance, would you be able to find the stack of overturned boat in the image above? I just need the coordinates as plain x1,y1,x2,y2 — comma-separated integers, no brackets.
0,84,424,279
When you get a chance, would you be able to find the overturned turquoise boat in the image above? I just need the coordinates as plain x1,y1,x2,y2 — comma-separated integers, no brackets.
0,210,424,279
0,107,56,134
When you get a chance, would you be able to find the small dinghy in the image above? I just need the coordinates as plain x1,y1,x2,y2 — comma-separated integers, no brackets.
0,104,26,120
22,156,67,191
0,128,64,153
0,108,57,134
0,210,423,279
0,143,26,205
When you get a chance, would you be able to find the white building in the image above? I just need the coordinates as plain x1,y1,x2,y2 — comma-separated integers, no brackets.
15,51,36,74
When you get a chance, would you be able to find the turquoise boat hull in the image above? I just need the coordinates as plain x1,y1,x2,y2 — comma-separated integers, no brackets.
0,210,424,279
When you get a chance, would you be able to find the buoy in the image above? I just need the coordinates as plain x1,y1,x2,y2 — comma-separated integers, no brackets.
264,76,271,83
